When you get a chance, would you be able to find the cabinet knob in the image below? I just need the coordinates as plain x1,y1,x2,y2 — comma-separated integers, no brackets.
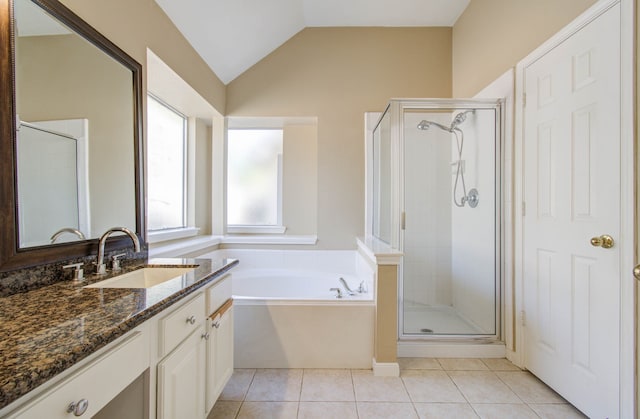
201,332,210,340
67,399,89,416
186,315,196,325
212,321,221,329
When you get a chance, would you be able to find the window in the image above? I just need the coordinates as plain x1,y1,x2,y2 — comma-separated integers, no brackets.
227,129,284,232
147,95,187,231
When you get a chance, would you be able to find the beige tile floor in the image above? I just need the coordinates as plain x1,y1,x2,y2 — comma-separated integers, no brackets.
208,358,587,419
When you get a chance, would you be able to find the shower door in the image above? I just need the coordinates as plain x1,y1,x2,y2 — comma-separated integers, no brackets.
399,100,502,339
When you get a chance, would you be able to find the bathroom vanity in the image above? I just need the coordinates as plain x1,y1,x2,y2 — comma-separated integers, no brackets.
0,258,237,419
0,0,237,416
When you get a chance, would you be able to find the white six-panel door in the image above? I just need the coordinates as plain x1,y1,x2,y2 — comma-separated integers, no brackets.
522,4,621,418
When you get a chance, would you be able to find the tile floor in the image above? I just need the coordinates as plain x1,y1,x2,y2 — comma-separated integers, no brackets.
207,358,587,419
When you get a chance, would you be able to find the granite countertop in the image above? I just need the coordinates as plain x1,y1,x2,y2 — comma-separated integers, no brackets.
0,257,238,409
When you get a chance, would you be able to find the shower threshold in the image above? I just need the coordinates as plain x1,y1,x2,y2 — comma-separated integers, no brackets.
403,305,492,336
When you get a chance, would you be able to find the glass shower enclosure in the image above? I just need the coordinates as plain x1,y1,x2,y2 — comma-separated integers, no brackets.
372,99,503,340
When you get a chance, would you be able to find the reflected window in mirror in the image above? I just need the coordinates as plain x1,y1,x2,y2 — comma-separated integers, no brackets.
147,95,187,231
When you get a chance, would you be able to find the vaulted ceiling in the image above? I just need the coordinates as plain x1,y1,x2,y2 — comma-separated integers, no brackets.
154,0,470,84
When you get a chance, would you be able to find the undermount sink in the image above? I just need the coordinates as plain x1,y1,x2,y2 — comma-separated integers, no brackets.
84,266,196,289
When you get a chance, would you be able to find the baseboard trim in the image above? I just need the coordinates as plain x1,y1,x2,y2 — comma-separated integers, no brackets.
372,359,400,377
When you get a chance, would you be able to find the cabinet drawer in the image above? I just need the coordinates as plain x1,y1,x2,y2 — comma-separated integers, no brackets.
12,329,148,419
159,293,205,357
206,274,231,314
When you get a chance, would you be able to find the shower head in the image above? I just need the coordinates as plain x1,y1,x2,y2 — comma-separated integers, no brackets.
417,110,476,132
450,110,475,130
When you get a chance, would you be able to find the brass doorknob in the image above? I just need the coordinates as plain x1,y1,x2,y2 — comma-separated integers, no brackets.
590,235,614,249
633,265,640,280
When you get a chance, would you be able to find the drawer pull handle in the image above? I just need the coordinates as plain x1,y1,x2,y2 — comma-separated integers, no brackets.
212,321,221,329
202,332,210,340
186,315,196,325
67,399,89,416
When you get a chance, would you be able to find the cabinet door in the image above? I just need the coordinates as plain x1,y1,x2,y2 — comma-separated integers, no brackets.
206,307,234,413
158,328,206,419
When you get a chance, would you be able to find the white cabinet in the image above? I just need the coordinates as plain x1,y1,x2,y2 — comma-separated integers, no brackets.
158,293,205,358
206,303,233,412
204,275,234,413
3,274,234,419
156,326,207,419
6,327,149,419
157,274,234,419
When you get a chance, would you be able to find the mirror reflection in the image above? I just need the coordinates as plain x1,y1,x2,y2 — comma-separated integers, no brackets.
13,0,136,248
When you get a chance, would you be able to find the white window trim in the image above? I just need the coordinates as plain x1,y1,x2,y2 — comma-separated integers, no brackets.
147,226,200,244
226,225,286,234
148,234,222,258
147,94,189,232
222,234,317,245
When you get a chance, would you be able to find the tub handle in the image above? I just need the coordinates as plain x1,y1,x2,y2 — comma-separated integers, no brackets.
358,280,368,293
330,287,343,298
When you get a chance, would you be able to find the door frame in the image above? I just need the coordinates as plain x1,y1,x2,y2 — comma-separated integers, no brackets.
513,0,635,416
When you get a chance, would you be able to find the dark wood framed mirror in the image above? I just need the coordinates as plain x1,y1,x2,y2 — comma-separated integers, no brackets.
0,0,145,272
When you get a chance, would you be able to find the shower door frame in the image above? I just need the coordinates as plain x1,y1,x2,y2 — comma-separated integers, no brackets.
393,98,505,342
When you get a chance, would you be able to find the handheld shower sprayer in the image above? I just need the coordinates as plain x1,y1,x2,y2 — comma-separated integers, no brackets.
415,109,479,208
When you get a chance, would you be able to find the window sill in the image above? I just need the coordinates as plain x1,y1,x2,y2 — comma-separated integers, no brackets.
147,227,200,244
148,235,222,258
222,235,317,245
226,225,287,234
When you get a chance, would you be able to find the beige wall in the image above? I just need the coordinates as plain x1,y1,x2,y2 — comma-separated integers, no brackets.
60,0,226,114
452,0,598,97
227,27,452,248
375,264,398,363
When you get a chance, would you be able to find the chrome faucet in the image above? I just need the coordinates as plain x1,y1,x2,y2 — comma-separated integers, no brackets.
330,287,343,298
96,227,140,274
50,227,86,243
339,277,357,295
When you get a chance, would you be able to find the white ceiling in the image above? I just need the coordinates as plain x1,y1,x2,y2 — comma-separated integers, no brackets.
154,0,471,85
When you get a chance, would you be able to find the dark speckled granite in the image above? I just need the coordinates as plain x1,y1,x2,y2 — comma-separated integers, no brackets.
0,257,238,409
0,248,148,297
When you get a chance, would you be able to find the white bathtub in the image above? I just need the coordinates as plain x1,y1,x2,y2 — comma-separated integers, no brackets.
198,249,376,369
233,269,373,301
